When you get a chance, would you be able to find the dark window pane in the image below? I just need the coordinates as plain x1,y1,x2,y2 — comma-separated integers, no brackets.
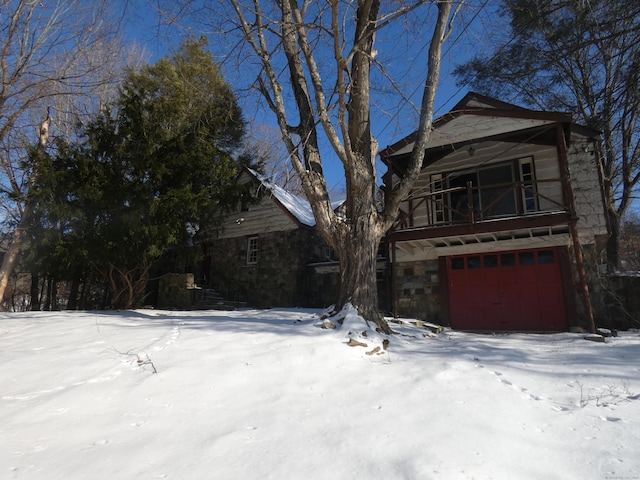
501,253,516,266
451,258,465,270
483,255,498,268
519,251,535,266
478,164,516,218
448,172,478,222
467,256,481,269
538,250,555,264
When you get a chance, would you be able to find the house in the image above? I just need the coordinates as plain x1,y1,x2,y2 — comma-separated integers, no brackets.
380,93,609,331
198,168,344,309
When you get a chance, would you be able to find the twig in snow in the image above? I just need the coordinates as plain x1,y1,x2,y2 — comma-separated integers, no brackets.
115,349,157,374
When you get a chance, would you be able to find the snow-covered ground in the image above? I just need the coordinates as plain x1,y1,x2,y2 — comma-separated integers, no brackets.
1,307,639,480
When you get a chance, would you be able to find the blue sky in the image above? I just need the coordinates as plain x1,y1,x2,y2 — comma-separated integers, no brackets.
122,2,496,194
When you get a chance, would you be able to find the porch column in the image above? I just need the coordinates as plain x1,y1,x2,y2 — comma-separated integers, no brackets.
557,123,596,333
391,239,398,318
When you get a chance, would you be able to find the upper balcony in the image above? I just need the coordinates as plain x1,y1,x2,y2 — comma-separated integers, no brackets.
389,176,572,243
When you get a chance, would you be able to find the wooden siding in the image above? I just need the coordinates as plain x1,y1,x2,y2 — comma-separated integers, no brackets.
566,134,609,243
217,194,300,239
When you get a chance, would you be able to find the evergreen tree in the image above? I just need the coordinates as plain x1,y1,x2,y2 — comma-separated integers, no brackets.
34,39,245,309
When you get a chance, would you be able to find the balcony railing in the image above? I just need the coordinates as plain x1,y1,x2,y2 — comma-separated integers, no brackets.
394,179,569,231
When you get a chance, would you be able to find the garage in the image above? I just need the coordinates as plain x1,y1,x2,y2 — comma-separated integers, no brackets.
447,247,568,331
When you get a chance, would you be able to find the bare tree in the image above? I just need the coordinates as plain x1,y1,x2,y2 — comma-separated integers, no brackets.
454,0,640,270
213,0,461,333
241,122,305,194
0,0,132,305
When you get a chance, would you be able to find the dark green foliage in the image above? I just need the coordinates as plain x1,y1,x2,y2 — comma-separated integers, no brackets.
31,39,246,308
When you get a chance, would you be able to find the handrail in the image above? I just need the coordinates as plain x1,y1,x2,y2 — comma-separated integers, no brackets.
394,178,569,230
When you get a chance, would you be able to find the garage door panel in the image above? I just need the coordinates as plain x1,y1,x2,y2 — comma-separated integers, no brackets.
448,248,568,331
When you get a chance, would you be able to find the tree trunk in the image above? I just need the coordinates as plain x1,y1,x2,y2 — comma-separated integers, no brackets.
0,217,31,308
0,109,50,305
335,209,389,334
43,276,53,311
30,272,40,311
606,206,621,271
228,0,454,334
68,277,80,310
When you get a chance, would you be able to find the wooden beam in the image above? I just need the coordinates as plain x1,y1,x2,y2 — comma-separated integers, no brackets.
388,211,572,242
557,124,596,334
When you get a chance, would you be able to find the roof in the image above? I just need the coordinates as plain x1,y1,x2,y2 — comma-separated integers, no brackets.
242,168,344,228
379,92,577,161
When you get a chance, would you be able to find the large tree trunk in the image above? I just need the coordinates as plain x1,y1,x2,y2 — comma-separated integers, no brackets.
0,110,49,306
334,201,389,333
229,0,455,334
606,207,621,271
0,221,30,307
67,277,80,310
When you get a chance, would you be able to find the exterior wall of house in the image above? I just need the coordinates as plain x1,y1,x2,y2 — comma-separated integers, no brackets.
566,135,609,245
216,192,300,240
394,259,441,322
206,228,335,308
398,141,565,230
389,132,608,330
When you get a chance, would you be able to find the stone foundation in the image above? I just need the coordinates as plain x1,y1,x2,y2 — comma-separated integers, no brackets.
395,260,441,323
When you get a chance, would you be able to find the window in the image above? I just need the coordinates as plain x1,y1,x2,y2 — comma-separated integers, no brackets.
449,172,479,221
478,163,517,218
433,158,537,223
451,258,465,270
538,250,555,264
483,255,498,268
501,253,516,267
431,174,446,223
247,236,258,265
519,251,535,266
519,157,537,213
467,256,481,269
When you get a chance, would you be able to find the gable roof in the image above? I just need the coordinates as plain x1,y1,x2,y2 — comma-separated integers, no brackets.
241,167,343,228
379,92,573,161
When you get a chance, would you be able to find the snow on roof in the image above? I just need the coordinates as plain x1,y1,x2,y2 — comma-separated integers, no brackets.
246,168,344,227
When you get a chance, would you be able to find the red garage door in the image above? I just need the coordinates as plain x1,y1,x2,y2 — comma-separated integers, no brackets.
447,248,568,331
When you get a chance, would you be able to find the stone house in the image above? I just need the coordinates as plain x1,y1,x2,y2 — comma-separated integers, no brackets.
380,93,609,331
199,168,344,309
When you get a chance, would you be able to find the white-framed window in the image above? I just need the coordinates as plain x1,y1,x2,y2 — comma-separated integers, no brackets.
246,236,258,265
431,173,446,223
432,157,538,223
519,157,537,213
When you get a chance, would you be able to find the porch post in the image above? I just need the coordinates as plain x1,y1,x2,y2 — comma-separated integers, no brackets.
466,180,474,225
557,123,596,333
391,238,398,318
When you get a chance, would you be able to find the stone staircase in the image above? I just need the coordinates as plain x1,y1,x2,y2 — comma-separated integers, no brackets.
191,287,248,311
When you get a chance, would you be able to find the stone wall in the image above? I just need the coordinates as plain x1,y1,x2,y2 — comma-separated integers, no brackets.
206,228,336,308
394,259,442,323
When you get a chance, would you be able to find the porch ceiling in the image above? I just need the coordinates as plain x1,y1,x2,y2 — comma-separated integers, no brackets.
393,223,571,256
